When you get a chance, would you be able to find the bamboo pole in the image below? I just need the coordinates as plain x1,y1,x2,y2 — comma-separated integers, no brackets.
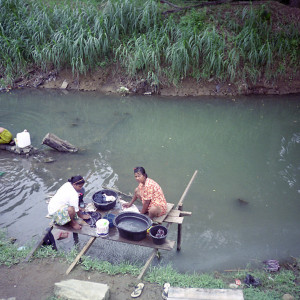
176,170,198,210
137,171,198,279
66,236,96,275
175,170,198,251
137,249,158,281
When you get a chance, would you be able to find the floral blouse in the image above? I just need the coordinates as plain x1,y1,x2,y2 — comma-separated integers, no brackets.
138,178,167,216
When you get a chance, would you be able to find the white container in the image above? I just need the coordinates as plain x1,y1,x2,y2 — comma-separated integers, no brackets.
96,219,109,237
16,130,31,148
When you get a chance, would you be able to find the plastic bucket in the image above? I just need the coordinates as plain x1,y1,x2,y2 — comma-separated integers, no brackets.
96,219,109,237
16,130,31,148
149,225,168,245
103,213,115,228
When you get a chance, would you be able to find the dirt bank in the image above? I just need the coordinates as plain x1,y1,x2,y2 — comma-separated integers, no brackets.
0,258,163,300
8,66,300,97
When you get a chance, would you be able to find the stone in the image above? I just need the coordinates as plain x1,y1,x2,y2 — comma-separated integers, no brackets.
168,287,244,300
61,80,68,89
55,279,109,300
282,294,294,300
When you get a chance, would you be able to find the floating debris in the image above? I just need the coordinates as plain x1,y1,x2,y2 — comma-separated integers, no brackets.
43,157,56,163
237,198,249,205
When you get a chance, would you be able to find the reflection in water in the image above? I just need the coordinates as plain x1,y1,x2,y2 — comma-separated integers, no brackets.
0,90,299,272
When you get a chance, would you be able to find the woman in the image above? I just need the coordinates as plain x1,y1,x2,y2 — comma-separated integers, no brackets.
0,127,14,145
48,175,90,230
123,167,167,219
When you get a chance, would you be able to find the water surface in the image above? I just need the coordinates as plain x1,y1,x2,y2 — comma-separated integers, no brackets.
0,89,299,272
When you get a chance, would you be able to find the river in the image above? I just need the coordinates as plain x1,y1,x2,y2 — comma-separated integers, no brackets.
0,89,299,273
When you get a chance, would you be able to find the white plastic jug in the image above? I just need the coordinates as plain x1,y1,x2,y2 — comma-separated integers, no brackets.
16,130,31,148
96,219,109,237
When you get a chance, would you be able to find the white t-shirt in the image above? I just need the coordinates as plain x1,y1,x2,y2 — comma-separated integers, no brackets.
48,182,79,215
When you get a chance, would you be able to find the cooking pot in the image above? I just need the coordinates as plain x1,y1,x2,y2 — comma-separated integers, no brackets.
114,212,152,241
92,189,118,211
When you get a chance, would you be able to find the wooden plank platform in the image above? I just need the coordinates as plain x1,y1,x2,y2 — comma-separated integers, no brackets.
53,222,175,251
167,287,244,300
153,202,174,223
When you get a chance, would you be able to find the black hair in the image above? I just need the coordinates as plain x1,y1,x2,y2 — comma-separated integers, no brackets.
134,167,148,178
68,175,85,185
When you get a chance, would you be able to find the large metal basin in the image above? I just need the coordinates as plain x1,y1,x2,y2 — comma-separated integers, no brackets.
114,212,152,241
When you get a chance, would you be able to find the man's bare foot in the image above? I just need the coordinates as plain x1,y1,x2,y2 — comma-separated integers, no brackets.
70,220,82,230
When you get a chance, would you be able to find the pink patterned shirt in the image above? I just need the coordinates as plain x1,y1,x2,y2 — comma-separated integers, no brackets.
138,178,167,216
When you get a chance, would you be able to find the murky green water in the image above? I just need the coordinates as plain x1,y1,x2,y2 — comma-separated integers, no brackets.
0,89,299,272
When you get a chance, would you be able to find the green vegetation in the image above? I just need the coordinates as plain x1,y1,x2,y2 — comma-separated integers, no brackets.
0,0,299,89
0,230,299,299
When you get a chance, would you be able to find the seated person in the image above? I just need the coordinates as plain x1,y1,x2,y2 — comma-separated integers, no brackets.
48,175,90,230
123,167,167,219
0,127,14,145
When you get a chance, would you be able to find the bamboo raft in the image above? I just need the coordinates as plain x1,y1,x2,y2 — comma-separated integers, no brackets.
25,170,198,280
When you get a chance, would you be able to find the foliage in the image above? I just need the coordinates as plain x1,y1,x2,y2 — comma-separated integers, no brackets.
0,230,299,299
80,255,141,276
146,263,225,288
0,230,31,266
0,0,299,87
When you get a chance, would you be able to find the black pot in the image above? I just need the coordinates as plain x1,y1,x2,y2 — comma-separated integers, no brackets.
92,189,118,211
149,225,168,245
114,212,152,241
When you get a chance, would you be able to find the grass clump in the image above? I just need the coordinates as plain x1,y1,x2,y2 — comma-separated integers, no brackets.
146,263,225,288
0,0,299,88
80,255,141,276
0,231,29,266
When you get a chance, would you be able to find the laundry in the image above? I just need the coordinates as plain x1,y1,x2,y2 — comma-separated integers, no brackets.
119,199,140,213
83,211,102,228
263,260,280,272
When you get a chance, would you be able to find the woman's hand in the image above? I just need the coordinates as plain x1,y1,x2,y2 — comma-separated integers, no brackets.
122,202,131,208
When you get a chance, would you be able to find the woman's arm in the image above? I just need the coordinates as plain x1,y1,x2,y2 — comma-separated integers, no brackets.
122,193,138,208
141,199,150,214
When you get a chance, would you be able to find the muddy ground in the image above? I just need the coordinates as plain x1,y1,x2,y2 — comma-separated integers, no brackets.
0,258,163,300
10,65,300,97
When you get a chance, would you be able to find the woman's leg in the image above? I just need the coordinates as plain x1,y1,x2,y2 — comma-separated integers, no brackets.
67,206,82,230
148,206,162,219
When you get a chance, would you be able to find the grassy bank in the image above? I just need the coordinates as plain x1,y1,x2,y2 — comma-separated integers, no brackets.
0,0,299,91
0,231,299,299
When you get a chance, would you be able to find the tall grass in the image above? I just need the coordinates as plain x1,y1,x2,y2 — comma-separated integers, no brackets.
0,0,299,87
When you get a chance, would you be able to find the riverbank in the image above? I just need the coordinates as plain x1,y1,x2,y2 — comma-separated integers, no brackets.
1,0,299,97
8,65,300,97
0,252,299,300
0,231,299,300
0,258,163,300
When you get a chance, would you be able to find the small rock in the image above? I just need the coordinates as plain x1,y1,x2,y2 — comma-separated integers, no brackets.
55,279,109,300
60,80,68,89
282,294,294,300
